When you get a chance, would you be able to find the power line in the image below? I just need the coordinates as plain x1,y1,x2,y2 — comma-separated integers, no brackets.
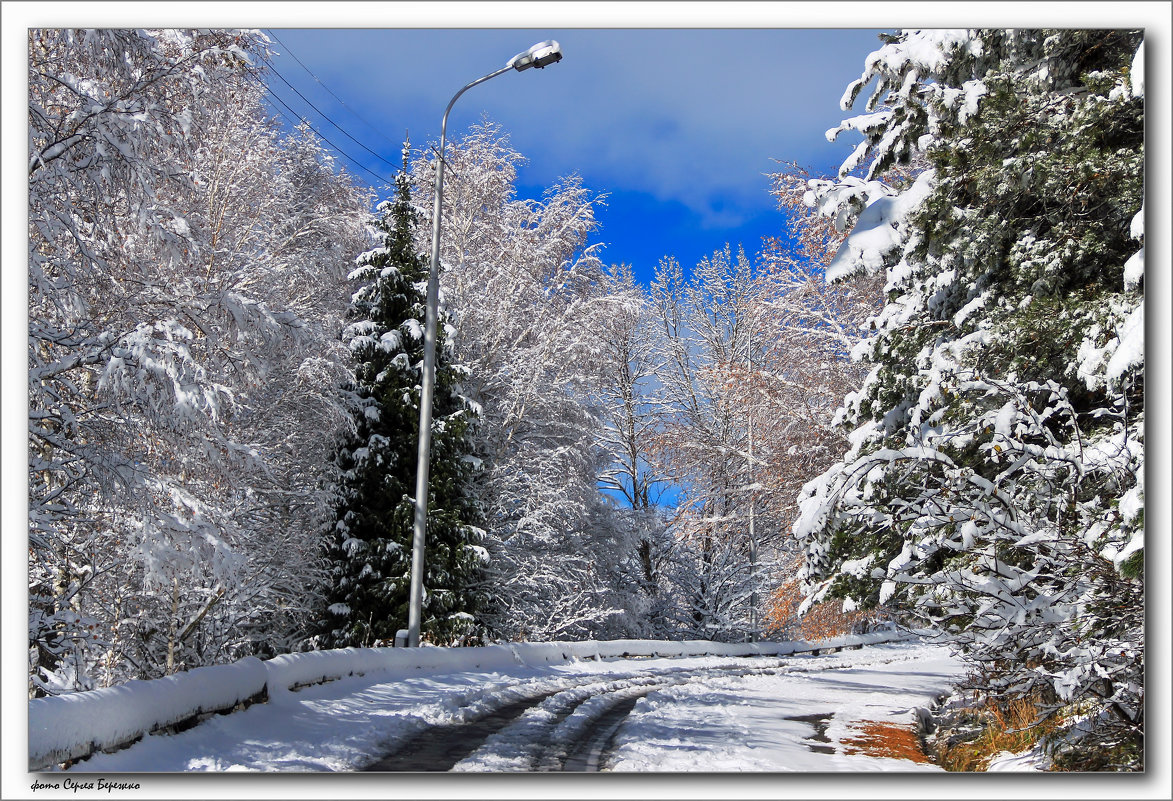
264,94,390,187
258,53,400,174
248,71,393,188
264,29,402,151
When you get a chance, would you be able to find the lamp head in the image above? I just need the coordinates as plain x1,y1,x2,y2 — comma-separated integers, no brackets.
508,40,563,71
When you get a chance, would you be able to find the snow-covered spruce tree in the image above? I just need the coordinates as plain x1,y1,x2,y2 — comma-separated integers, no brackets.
409,122,638,641
797,30,1144,766
318,156,484,648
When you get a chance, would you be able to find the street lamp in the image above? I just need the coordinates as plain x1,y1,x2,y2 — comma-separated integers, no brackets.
407,41,563,648
746,347,758,643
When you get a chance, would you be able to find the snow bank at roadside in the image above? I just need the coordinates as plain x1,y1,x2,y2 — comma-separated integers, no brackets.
28,657,268,770
29,632,909,770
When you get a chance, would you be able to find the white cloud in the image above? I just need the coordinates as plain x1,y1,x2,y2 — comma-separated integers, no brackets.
272,29,887,227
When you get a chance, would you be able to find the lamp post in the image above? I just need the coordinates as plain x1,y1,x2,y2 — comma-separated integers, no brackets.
747,348,758,643
407,41,563,648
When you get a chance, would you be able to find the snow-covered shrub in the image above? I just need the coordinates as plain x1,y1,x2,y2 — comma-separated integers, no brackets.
797,29,1144,767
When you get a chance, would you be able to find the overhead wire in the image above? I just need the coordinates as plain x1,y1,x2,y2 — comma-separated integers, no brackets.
264,28,402,151
245,67,393,188
258,53,402,174
243,35,444,192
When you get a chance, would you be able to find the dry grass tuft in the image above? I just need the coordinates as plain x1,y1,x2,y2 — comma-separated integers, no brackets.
842,720,932,764
935,698,1055,772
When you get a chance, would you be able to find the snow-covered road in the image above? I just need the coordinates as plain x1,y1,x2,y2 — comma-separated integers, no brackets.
606,644,961,771
64,640,963,773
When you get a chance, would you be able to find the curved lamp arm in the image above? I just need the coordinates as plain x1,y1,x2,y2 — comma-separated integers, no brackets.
407,41,563,648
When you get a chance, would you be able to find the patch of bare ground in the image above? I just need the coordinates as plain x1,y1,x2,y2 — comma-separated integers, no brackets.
841,719,933,764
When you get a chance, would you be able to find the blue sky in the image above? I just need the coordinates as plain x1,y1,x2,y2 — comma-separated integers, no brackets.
254,26,890,512
261,28,889,283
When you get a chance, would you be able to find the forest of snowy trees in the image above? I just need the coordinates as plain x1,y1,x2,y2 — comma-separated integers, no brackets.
28,27,1143,769
29,30,372,692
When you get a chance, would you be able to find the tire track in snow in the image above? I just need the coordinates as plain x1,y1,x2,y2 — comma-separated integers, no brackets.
361,688,564,771
365,647,915,772
483,649,929,772
458,660,829,772
551,689,655,772
360,671,655,771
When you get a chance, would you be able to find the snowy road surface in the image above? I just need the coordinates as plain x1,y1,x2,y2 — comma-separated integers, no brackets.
65,641,963,772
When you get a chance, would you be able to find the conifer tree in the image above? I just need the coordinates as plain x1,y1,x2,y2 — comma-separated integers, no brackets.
797,29,1144,766
319,151,484,648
